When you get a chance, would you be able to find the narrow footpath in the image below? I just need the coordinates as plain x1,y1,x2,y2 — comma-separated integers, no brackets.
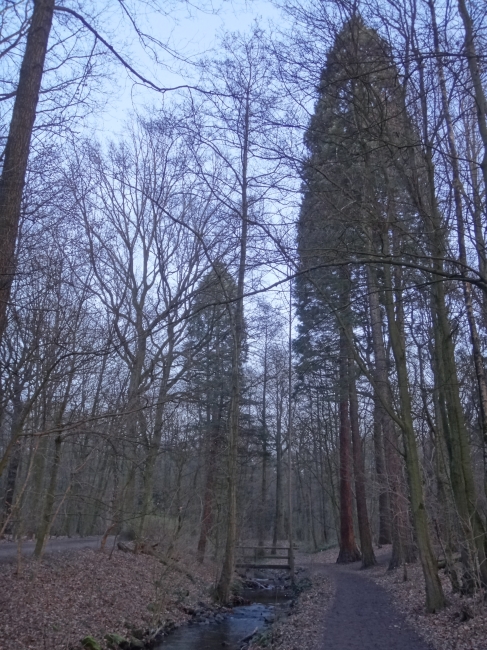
0,536,113,562
321,560,433,650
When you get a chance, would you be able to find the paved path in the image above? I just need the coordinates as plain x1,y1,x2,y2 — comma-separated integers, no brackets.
321,559,433,650
0,536,114,562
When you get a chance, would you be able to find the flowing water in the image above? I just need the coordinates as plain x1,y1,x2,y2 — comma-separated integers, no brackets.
156,589,292,650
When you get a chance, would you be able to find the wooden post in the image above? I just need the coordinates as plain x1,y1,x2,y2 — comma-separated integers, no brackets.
288,545,294,575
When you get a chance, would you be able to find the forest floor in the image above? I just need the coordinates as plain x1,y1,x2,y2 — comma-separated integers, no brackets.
250,545,487,650
2,540,487,650
0,539,221,650
367,553,487,650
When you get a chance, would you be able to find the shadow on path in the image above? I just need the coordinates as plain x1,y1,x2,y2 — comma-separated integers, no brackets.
321,557,433,650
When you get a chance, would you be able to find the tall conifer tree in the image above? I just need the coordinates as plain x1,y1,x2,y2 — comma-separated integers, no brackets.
297,15,445,608
186,264,239,562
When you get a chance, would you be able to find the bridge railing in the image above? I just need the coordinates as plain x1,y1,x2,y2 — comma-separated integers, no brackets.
235,545,294,570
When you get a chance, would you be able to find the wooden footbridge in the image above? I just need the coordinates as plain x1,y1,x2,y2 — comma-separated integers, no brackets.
235,545,295,573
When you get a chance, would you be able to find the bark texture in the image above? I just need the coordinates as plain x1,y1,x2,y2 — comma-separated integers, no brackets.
0,0,55,342
336,327,361,564
349,357,376,568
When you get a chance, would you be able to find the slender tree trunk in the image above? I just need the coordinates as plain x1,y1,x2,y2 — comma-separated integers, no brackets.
313,397,329,544
0,394,24,535
430,376,461,592
349,355,376,567
272,397,283,553
197,403,221,562
138,359,173,538
366,264,414,568
83,451,111,536
413,38,487,589
28,433,49,537
34,435,62,558
0,0,55,342
463,109,487,325
372,400,391,545
429,0,487,503
287,281,295,582
216,302,245,600
138,442,159,538
258,340,268,550
337,326,361,564
382,260,445,612
216,93,250,603
324,401,341,541
456,0,487,198
1,441,22,537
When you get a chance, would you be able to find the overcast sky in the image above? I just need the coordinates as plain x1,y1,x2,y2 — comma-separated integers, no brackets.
93,0,281,137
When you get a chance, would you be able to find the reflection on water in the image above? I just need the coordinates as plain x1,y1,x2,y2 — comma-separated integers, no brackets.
157,589,291,650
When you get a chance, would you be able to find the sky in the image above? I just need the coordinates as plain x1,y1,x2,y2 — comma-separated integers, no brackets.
76,0,296,334
93,0,281,138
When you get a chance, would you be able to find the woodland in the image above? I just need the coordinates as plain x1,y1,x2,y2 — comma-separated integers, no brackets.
1,0,487,621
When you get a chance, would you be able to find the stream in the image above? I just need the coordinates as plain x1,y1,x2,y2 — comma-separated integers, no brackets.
156,588,292,650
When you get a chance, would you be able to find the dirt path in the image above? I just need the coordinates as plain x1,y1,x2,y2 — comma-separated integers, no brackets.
248,549,435,650
321,559,433,650
0,536,114,562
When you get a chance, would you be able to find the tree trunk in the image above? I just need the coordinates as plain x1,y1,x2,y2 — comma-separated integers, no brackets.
382,261,445,612
456,0,487,198
1,440,22,536
336,326,361,564
258,341,268,550
366,264,414,568
0,0,55,342
372,400,391,545
197,404,221,562
34,435,62,559
383,423,416,570
413,37,487,590
349,355,376,567
313,398,329,544
27,434,49,537
215,92,250,603
0,394,24,535
216,308,244,600
272,397,283,553
429,0,487,521
138,370,171,538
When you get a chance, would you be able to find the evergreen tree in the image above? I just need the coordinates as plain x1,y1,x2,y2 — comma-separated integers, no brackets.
297,15,389,569
185,263,240,562
297,15,445,609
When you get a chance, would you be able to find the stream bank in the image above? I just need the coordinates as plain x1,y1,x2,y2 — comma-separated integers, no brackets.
146,570,296,650
0,541,305,650
0,540,333,650
246,551,336,650
156,588,293,650
0,543,218,650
